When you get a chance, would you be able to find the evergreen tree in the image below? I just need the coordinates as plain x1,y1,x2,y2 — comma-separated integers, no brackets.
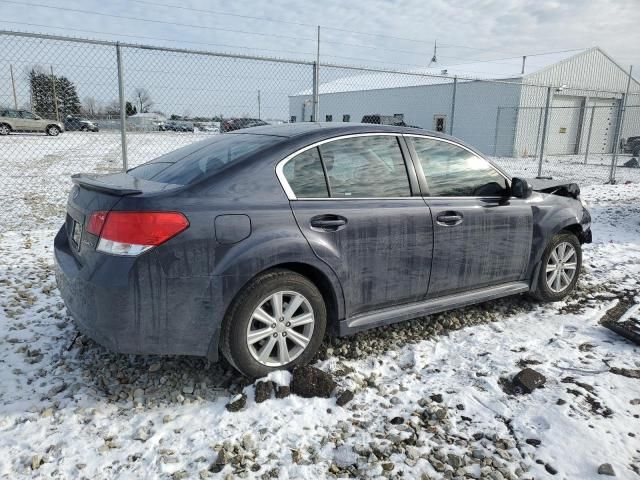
125,102,137,116
28,67,81,119
56,76,81,118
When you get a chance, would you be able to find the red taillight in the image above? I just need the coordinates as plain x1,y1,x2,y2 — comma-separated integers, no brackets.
88,211,189,256
86,211,108,236
101,212,189,245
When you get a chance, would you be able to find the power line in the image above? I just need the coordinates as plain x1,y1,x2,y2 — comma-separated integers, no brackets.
0,0,315,42
0,20,316,57
119,0,525,55
1,0,588,67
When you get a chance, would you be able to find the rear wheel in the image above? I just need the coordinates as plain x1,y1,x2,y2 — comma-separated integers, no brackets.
46,125,61,136
80,125,88,132
0,123,11,136
532,232,581,302
220,269,326,378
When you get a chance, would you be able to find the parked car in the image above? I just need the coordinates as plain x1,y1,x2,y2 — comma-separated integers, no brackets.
64,116,99,132
0,109,64,136
220,117,268,132
160,121,195,132
361,114,420,129
55,123,591,378
621,136,640,156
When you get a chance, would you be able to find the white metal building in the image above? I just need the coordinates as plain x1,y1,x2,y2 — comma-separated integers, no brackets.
289,48,640,157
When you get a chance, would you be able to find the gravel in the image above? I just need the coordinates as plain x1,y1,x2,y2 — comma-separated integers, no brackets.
1,184,639,478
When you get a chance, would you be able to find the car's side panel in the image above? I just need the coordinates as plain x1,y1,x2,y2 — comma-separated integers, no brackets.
290,198,434,317
425,197,533,297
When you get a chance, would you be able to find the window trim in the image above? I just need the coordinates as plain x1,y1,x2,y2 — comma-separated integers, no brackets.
276,133,415,200
402,133,511,199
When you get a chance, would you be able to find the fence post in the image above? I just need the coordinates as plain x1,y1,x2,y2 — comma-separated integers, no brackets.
609,65,633,183
312,25,320,122
449,76,457,135
584,106,595,164
493,107,501,156
537,86,552,177
311,63,318,122
116,43,128,171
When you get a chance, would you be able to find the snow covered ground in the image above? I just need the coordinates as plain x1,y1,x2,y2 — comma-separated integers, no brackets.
1,131,639,231
0,183,639,479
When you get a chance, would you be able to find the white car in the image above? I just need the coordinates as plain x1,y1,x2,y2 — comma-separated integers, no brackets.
0,109,64,136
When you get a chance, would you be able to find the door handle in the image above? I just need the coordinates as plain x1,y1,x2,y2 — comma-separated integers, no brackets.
436,212,463,226
310,215,347,231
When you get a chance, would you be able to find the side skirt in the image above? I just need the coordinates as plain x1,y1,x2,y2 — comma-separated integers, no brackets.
339,282,530,335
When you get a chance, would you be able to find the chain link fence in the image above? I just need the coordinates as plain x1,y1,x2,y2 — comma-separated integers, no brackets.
1,30,639,230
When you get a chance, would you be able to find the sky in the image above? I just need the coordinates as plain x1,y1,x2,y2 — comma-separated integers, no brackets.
0,0,639,118
0,0,638,72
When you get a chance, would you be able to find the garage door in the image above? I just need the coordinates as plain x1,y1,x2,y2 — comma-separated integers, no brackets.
583,97,619,155
547,95,583,155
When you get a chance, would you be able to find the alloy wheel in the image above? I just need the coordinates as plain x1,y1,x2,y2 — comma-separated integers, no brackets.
246,290,315,367
545,241,577,293
0,125,9,135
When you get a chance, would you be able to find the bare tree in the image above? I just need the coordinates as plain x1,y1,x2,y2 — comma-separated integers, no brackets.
133,87,153,113
103,99,121,116
83,96,98,116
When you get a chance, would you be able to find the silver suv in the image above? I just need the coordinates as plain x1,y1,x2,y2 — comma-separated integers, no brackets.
0,109,64,136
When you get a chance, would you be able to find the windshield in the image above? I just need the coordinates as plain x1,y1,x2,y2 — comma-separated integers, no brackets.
128,133,282,185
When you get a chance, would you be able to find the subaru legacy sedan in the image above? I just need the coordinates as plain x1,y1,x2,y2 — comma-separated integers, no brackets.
55,123,591,377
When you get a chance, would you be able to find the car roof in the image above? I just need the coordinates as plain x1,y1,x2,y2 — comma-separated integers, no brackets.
228,122,451,141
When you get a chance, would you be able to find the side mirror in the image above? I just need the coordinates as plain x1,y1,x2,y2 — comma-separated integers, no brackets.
511,177,533,199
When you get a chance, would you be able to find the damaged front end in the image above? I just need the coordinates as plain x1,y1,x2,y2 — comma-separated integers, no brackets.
527,178,592,244
527,178,581,199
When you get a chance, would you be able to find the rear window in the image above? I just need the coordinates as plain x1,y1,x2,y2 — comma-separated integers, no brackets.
128,134,281,185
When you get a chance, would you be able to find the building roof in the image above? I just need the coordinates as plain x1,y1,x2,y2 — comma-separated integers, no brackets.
293,48,599,96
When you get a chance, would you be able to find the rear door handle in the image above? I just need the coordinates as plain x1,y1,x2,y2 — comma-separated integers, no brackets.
436,212,463,226
310,215,347,231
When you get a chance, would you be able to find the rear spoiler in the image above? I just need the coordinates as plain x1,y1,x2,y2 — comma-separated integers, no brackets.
71,173,142,196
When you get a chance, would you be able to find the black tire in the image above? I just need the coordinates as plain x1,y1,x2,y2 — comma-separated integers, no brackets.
220,269,327,378
531,232,582,302
0,123,11,136
46,125,61,136
80,125,88,132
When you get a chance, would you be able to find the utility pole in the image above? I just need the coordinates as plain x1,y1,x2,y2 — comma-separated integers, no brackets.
521,56,527,75
10,64,18,109
257,89,261,119
50,66,59,121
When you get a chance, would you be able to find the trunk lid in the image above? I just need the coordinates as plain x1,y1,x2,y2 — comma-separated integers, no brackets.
65,172,181,260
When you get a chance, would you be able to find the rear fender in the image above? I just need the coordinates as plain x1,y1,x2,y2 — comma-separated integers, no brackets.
210,227,346,322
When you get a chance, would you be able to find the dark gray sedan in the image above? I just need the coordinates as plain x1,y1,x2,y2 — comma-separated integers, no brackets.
54,123,591,377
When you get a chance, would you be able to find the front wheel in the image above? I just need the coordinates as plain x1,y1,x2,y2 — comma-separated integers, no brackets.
0,124,11,135
532,232,582,302
46,125,61,136
220,269,327,378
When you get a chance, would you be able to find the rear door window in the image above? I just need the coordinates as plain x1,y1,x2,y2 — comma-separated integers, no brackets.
319,135,411,197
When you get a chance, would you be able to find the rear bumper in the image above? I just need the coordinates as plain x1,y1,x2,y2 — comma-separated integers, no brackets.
54,226,222,359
